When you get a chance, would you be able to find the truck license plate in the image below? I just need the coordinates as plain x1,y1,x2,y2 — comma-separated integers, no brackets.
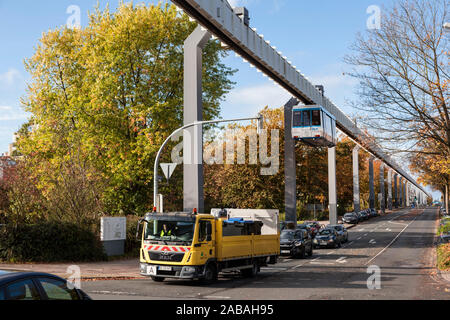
281,250,291,254
159,266,172,271
146,265,157,276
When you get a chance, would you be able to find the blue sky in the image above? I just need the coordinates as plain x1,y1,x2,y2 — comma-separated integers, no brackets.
0,0,439,199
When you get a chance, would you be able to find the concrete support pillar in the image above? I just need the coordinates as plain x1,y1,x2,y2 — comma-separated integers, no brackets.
399,177,403,207
369,157,375,209
387,169,393,210
328,147,338,225
394,173,398,208
183,26,211,213
284,97,299,224
379,163,385,213
406,182,410,207
446,183,449,214
352,146,360,213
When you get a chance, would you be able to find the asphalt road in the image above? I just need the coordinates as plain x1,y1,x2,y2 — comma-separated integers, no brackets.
82,208,449,300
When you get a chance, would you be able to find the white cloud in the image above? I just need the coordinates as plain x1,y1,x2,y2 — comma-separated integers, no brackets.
224,82,291,115
0,68,22,86
0,105,29,121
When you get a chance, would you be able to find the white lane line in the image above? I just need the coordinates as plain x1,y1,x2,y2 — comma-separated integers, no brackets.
357,237,362,240
327,251,336,255
363,233,368,236
342,241,353,248
311,257,320,262
336,257,347,263
204,296,231,300
310,262,334,265
365,210,424,266
369,239,377,244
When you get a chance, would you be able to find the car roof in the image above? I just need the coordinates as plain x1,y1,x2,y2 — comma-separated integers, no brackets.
0,271,66,286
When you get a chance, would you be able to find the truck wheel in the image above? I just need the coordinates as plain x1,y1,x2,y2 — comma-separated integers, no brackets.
202,264,218,284
151,276,165,282
241,263,259,278
268,256,278,264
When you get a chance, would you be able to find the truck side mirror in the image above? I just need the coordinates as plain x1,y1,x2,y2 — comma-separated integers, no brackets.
136,219,144,241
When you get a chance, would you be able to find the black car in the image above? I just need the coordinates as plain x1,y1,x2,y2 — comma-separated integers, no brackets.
313,228,341,248
342,212,358,224
280,229,313,258
359,210,369,220
296,223,313,237
369,208,378,217
326,224,348,243
0,271,91,300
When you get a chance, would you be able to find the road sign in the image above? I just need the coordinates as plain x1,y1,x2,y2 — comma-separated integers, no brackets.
160,163,177,181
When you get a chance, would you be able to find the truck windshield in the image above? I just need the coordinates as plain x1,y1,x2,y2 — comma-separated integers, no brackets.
144,219,195,245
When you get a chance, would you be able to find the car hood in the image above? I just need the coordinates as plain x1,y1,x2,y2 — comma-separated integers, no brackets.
280,240,295,245
316,235,332,240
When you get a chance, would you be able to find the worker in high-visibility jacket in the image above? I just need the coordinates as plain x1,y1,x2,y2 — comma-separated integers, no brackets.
160,224,172,237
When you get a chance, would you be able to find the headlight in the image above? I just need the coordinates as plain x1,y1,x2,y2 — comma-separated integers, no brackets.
313,239,318,243
183,266,196,273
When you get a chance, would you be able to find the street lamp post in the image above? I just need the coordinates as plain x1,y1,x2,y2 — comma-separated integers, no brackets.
153,114,264,211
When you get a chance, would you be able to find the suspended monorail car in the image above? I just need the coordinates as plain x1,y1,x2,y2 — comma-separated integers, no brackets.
292,105,336,147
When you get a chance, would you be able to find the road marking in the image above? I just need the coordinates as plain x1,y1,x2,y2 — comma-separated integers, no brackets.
89,290,138,296
369,239,377,244
261,267,288,271
386,228,392,231
342,241,353,248
204,296,231,300
357,237,362,240
327,251,335,255
336,257,347,263
310,262,334,265
365,209,424,266
363,233,368,236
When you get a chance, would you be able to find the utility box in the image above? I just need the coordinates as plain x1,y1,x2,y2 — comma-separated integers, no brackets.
100,217,126,256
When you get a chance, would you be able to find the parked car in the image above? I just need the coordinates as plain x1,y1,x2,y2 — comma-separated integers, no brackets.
326,224,348,243
296,223,313,237
354,211,363,222
280,229,313,258
359,210,369,220
342,212,358,224
369,208,378,217
313,228,341,249
305,222,322,237
0,271,91,300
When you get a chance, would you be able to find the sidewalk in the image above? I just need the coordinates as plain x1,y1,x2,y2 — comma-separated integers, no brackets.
0,258,143,281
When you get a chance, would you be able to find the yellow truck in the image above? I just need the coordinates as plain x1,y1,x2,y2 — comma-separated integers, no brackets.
138,209,280,282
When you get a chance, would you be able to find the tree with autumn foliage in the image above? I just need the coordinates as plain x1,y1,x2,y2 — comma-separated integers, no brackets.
203,107,374,219
16,3,235,217
345,0,449,204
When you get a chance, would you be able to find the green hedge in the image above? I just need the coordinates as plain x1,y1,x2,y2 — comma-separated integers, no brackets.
0,222,107,263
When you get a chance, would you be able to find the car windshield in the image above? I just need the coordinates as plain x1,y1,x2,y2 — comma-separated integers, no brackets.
344,214,354,217
144,219,195,244
319,229,332,235
280,231,295,240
